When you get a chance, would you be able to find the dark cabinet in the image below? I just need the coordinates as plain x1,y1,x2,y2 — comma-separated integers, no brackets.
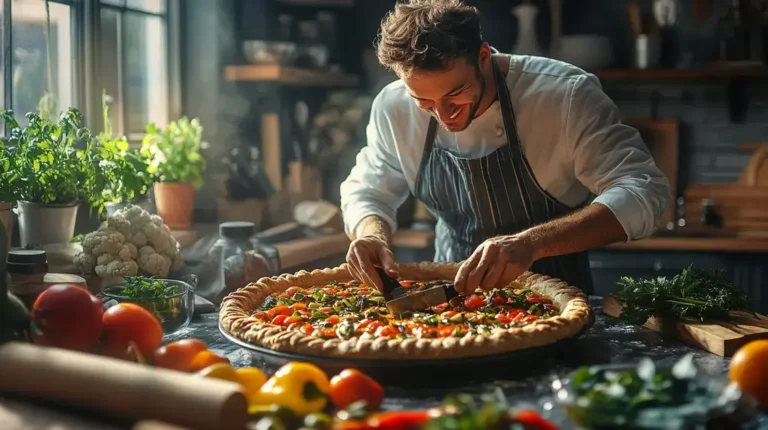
589,250,768,314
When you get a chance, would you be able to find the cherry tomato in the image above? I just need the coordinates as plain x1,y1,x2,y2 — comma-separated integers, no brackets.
491,295,507,307
320,328,338,338
441,310,457,318
189,350,230,372
31,284,104,352
439,325,458,337
527,297,550,304
318,307,334,314
101,303,163,358
285,287,300,296
330,368,385,411
495,314,513,324
153,339,208,371
464,295,485,310
326,315,341,325
271,315,289,325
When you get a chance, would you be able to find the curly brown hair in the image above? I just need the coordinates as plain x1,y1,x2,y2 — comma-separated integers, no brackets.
376,0,483,78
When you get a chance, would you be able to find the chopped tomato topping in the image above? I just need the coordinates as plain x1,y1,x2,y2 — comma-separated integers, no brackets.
464,295,485,310
271,315,289,325
289,303,307,311
285,286,300,296
326,315,340,325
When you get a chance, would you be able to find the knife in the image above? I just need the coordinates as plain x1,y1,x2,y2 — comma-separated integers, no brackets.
375,267,402,301
385,282,460,316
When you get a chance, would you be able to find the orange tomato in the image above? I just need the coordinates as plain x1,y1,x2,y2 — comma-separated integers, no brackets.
101,303,163,359
330,368,385,411
153,339,208,371
730,339,768,409
31,284,104,352
189,350,230,372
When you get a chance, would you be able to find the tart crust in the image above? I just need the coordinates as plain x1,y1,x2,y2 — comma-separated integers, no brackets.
219,262,591,360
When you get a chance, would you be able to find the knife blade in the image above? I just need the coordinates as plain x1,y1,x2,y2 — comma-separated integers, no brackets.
385,282,459,316
375,267,401,302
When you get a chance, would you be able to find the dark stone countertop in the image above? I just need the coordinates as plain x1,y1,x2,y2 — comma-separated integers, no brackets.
165,297,768,429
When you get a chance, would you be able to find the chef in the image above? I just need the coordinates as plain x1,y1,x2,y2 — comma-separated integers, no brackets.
340,0,670,296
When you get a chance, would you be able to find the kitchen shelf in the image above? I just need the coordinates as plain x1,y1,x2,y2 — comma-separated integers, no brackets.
224,65,359,87
275,0,354,7
596,66,768,81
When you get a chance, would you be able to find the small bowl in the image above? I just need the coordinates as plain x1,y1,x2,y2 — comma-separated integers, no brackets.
550,360,746,429
103,278,195,333
243,40,297,65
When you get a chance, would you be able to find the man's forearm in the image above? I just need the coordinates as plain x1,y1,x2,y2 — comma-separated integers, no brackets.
350,215,393,243
520,203,628,261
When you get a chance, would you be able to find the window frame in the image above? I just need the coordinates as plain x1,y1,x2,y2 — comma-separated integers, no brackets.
1,0,180,139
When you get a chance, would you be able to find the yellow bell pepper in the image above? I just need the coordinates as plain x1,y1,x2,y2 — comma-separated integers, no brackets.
252,362,330,415
236,367,268,402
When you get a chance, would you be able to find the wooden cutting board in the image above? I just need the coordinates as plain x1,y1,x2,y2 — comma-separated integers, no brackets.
603,297,768,357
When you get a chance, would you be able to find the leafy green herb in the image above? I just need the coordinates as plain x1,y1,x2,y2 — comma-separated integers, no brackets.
140,117,207,188
563,354,726,428
94,91,154,211
0,108,104,206
613,265,755,325
119,276,181,321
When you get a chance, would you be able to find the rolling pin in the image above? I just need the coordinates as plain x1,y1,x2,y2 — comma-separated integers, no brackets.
0,342,248,430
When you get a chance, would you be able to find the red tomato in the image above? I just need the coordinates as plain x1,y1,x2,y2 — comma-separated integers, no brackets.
464,295,485,310
153,339,208,371
441,310,457,318
491,295,507,307
319,307,334,314
301,323,315,335
512,409,559,430
271,315,289,325
495,314,513,324
326,315,341,325
330,368,385,411
527,297,550,304
289,303,307,311
368,411,432,430
31,284,104,352
101,303,163,358
439,325,458,337
285,286,300,296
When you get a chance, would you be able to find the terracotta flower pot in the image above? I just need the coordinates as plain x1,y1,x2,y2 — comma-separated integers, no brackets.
153,182,195,229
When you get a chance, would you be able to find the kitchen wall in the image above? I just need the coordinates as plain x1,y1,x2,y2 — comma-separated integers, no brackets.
181,0,768,219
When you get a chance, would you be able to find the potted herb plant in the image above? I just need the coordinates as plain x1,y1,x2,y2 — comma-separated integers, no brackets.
140,117,207,229
0,142,18,249
1,108,104,246
96,92,155,217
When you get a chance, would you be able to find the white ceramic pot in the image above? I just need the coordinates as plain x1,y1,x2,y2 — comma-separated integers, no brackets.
15,201,79,247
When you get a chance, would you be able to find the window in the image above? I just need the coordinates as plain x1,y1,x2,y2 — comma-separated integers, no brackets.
0,0,176,138
7,0,74,126
100,0,169,141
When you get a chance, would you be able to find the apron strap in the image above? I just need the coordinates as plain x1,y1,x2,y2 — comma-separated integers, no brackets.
491,58,522,158
414,117,439,191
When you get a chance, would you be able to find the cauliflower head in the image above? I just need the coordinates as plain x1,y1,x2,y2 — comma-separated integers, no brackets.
73,204,184,278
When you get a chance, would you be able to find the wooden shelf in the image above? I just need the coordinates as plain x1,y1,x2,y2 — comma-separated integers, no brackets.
596,66,768,81
275,0,354,7
225,65,359,86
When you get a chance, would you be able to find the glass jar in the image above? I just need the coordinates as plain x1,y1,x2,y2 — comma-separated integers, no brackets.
7,249,49,309
200,222,280,304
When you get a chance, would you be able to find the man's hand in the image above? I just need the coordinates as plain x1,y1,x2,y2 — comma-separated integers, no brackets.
347,215,398,291
454,234,536,295
346,236,398,291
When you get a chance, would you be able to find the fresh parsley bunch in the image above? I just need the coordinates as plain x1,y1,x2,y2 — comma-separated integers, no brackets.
614,266,755,325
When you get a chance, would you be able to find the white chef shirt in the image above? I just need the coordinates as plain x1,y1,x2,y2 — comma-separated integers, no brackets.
340,54,671,242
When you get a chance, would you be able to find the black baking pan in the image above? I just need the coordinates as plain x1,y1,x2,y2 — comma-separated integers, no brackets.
219,313,595,387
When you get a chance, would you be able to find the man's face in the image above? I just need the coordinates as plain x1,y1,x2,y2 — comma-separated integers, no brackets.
403,56,486,133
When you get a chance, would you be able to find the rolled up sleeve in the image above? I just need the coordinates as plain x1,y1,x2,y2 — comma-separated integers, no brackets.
340,92,411,236
567,75,671,241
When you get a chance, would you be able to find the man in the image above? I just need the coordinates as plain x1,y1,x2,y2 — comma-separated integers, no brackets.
340,0,670,296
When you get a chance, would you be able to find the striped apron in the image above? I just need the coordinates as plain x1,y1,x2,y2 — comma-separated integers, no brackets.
413,58,594,294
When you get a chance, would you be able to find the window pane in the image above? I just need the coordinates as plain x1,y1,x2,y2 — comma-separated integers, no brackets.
100,8,122,136
0,2,5,120
126,0,164,14
123,12,167,136
11,0,72,124
101,0,126,6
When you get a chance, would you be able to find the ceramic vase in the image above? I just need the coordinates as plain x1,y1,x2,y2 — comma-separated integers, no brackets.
512,2,544,56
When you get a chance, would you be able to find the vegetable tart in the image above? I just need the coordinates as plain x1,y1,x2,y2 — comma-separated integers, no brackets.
220,262,591,359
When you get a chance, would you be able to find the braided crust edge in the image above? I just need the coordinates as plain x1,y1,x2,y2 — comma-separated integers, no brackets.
219,262,591,360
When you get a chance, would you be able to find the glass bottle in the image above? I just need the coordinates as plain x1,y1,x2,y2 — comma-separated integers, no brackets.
719,0,751,62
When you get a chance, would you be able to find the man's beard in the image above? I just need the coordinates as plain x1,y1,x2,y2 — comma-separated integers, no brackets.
436,68,486,132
